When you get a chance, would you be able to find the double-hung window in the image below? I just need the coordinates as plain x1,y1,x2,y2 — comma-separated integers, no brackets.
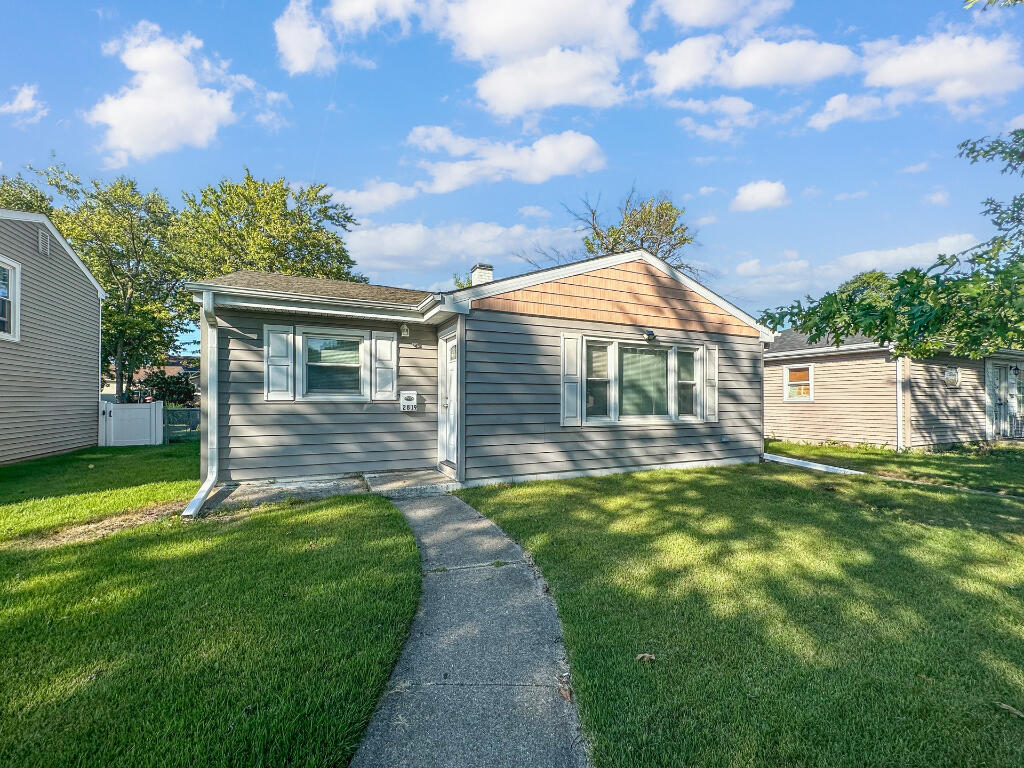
783,365,813,402
263,324,399,403
0,257,19,342
580,336,711,424
297,327,370,401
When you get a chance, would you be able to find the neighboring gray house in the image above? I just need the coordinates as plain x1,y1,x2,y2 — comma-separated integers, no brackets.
764,329,1024,449
184,250,774,512
0,210,106,464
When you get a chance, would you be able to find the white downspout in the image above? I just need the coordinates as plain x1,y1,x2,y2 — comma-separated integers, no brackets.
895,355,904,451
183,291,219,518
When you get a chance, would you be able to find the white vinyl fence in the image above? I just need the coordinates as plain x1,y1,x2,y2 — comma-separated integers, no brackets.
100,401,164,446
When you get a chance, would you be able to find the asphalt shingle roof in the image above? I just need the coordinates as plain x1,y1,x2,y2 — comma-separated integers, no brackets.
767,328,884,354
201,271,432,306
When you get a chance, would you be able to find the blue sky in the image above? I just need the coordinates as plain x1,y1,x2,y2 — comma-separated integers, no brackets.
2,0,1023,321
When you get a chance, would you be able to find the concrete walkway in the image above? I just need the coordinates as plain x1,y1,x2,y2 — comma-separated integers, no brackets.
351,495,590,768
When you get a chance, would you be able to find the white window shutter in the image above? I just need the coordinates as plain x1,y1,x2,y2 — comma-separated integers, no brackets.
372,330,398,400
264,324,295,401
561,333,582,426
704,345,719,422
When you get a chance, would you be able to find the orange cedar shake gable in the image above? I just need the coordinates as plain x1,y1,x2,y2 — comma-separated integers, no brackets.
471,259,760,338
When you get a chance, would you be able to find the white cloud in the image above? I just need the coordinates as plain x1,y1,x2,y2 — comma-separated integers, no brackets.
834,190,868,201
676,95,756,141
348,219,579,273
924,187,950,206
718,38,858,88
326,0,417,37
0,84,48,125
409,127,606,194
698,186,721,196
274,0,337,75
728,233,977,305
518,205,551,219
901,161,929,173
731,180,790,211
862,32,1024,110
648,0,792,31
475,48,624,118
802,185,823,198
695,215,718,226
290,0,637,117
647,35,857,94
332,179,419,215
87,21,279,167
1007,113,1024,130
646,35,725,94
807,92,888,130
434,0,637,63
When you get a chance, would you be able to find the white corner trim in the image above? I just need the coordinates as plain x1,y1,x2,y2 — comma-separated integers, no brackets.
0,209,106,299
782,363,814,403
448,249,775,340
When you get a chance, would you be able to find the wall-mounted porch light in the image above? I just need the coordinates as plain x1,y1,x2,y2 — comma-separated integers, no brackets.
400,323,410,338
642,329,657,342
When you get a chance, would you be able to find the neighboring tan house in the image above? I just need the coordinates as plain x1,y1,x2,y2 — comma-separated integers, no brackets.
101,355,200,400
183,250,774,512
764,329,1024,449
0,209,106,464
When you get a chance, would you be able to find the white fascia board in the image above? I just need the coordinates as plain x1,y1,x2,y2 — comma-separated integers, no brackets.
211,293,432,323
0,209,106,299
764,343,887,361
446,249,775,340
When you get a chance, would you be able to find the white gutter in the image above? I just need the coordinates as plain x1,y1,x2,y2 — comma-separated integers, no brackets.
764,342,886,361
182,291,219,518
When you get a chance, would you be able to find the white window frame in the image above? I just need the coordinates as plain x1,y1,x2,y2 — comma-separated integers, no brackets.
782,363,814,402
581,335,704,425
295,326,371,402
0,255,21,343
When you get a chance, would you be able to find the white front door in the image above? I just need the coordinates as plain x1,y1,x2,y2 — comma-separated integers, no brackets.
440,335,458,465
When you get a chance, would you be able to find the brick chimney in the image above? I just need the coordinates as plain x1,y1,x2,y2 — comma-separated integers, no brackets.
471,263,494,285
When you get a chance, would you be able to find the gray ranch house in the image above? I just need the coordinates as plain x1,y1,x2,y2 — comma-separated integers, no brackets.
0,209,106,464
184,250,773,514
765,329,1024,449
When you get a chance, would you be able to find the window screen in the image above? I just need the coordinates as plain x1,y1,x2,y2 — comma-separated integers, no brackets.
586,343,610,417
620,347,669,416
306,336,360,394
0,265,10,335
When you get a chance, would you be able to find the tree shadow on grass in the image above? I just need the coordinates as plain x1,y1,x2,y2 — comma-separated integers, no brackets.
461,465,1024,768
0,494,420,768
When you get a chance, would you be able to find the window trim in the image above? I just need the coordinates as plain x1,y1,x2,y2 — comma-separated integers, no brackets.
581,335,704,426
0,255,21,343
295,325,371,402
782,363,814,402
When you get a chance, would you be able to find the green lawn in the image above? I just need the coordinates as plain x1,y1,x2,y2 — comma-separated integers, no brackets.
459,465,1024,768
765,439,1024,496
0,447,421,768
0,443,200,543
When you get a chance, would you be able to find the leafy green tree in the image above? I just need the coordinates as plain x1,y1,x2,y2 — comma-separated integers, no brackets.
520,188,698,275
31,164,191,400
140,370,197,406
964,1,1023,8
761,130,1024,358
453,271,473,289
175,168,363,285
0,172,54,214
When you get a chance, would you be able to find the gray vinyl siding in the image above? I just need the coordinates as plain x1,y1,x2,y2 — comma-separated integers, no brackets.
462,310,763,483
764,351,899,447
0,219,100,464
214,310,437,482
908,354,987,447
